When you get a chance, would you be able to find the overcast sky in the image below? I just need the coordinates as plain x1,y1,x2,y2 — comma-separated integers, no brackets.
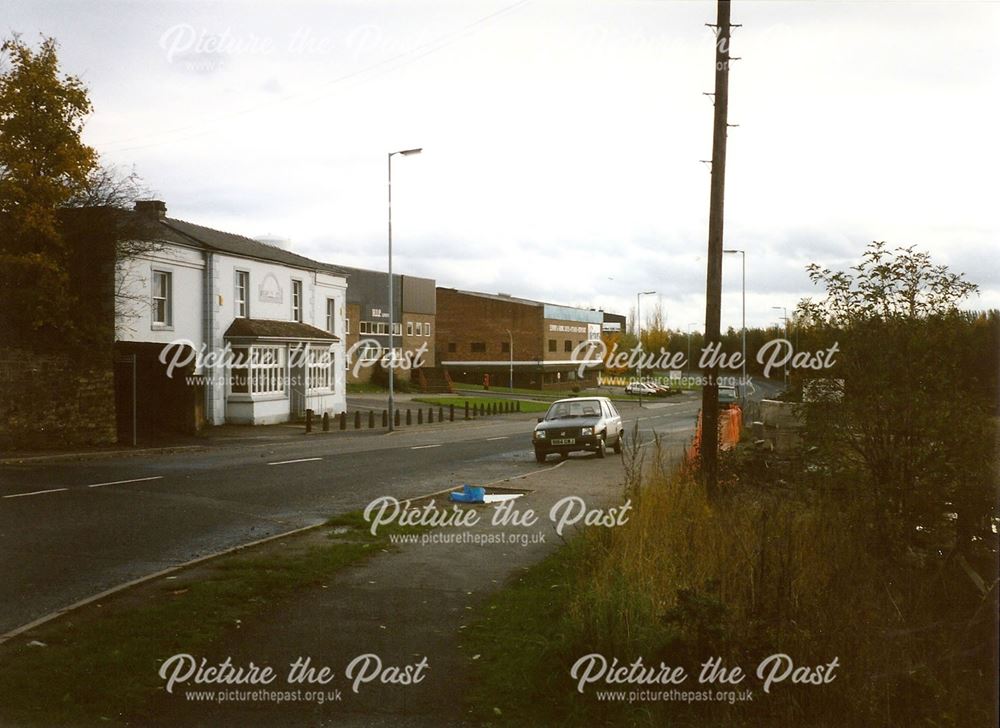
5,0,998,329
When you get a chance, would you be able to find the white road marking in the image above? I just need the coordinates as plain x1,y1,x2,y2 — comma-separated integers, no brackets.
267,457,323,466
87,476,163,488
486,436,509,441
411,444,442,450
3,487,69,499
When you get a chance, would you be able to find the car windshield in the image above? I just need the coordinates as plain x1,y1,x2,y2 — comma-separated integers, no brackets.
545,399,601,420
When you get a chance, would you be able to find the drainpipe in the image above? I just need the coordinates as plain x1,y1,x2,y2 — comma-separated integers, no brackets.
203,250,216,424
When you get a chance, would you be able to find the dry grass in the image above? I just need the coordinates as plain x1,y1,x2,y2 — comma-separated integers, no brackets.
468,456,997,727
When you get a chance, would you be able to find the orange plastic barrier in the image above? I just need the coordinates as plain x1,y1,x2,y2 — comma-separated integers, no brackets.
686,405,742,464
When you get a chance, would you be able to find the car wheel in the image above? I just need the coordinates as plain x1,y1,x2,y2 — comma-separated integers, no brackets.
534,448,547,464
595,436,606,459
613,433,623,454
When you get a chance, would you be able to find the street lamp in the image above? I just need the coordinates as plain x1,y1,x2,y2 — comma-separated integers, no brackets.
387,147,422,432
724,249,746,396
636,290,656,406
771,305,788,388
505,328,513,390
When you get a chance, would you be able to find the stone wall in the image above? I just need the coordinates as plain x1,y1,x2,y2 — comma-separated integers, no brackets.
0,347,117,450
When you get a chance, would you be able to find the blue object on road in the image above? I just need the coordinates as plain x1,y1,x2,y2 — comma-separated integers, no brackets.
449,484,486,503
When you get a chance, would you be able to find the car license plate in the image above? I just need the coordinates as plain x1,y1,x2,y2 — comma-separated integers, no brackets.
551,438,575,445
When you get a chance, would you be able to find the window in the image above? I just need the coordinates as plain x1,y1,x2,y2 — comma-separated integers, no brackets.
230,347,249,393
345,318,350,335
415,322,423,336
230,346,285,396
425,322,431,337
548,339,556,352
152,270,172,326
251,346,285,395
235,271,249,318
359,321,370,334
471,342,486,353
291,280,303,322
392,322,401,336
564,340,573,352
448,342,457,353
501,341,510,353
407,321,414,336
359,344,380,362
307,347,333,391
325,299,336,333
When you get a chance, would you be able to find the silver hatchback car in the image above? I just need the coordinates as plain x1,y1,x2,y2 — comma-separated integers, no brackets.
532,396,624,463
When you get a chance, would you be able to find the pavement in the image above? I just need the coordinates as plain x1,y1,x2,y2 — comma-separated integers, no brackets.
137,426,694,727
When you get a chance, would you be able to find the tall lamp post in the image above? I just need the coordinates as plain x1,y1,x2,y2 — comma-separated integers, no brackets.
387,147,422,432
636,290,656,406
505,328,513,390
771,305,788,389
724,249,746,396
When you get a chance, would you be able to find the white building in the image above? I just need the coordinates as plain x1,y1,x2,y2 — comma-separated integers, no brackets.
116,200,347,431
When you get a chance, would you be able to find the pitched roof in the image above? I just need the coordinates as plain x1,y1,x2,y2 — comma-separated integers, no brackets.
131,212,342,274
224,318,338,342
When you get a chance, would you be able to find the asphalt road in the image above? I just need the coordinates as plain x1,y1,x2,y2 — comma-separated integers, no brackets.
0,395,701,635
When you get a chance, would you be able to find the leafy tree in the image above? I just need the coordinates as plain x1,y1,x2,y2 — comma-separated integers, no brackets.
796,241,994,554
0,35,97,344
0,35,151,347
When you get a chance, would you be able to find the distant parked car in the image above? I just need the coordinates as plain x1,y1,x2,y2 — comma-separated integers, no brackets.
532,397,624,463
624,381,658,396
648,381,672,395
718,384,739,406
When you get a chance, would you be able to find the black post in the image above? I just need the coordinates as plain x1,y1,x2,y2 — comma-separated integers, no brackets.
382,410,388,427
339,411,346,430
418,408,423,425
354,411,361,429
428,408,434,423
450,404,455,422
438,406,444,422
406,409,412,425
305,409,313,433
369,410,375,428
394,409,400,427
322,412,330,431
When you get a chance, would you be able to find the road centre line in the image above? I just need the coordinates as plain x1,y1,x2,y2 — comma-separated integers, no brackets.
2,487,69,499
486,436,509,441
411,444,442,450
267,457,323,466
87,476,164,488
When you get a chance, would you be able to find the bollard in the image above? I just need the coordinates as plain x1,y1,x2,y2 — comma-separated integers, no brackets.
354,411,361,429
464,402,469,420
418,408,423,425
382,410,388,427
369,410,375,428
450,404,455,422
517,400,521,412
428,408,434,423
492,402,498,415
339,411,346,430
394,409,400,426
322,412,330,432
406,409,412,425
439,406,444,423
305,409,313,433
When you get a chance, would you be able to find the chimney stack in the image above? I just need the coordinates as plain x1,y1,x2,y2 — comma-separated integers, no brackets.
134,200,167,220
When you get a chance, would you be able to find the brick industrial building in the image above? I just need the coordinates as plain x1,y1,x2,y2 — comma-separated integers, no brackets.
337,266,436,386
435,288,611,389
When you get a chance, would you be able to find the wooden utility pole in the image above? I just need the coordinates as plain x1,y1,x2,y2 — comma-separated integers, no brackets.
701,0,733,500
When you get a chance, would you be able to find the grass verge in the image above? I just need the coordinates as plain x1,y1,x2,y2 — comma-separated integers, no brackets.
0,512,427,727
